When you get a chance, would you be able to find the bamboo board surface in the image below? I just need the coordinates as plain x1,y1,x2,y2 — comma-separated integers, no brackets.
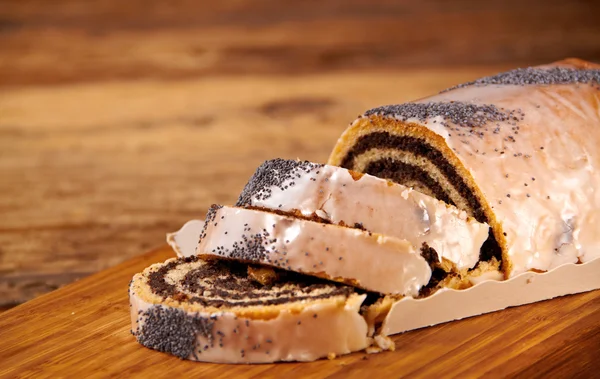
0,245,598,378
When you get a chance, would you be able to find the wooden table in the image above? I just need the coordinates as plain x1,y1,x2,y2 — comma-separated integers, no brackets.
0,245,598,378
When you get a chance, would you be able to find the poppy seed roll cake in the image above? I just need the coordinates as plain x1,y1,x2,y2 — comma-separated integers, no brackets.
129,256,370,363
236,158,489,271
328,58,600,277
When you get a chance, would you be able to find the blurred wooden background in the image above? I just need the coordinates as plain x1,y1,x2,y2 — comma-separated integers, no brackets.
1,0,599,310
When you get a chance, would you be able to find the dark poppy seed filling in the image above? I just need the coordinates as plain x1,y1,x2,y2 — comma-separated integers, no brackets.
340,132,487,222
147,256,354,308
418,243,450,297
363,158,455,207
442,67,600,92
340,132,502,263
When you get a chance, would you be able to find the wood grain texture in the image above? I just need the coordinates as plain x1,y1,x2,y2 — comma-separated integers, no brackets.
1,1,600,86
0,67,510,308
2,0,600,309
0,245,598,378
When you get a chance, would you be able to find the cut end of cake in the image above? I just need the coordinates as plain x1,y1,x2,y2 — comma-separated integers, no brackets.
328,115,509,278
129,256,373,363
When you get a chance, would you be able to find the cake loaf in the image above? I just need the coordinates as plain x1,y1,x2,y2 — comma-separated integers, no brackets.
328,58,600,277
184,205,432,296
237,158,489,271
129,256,371,363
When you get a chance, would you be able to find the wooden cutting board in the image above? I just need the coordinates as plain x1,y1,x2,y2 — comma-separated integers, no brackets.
1,245,598,378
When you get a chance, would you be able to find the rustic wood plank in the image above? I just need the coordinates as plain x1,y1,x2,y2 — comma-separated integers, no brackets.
0,67,509,307
0,245,598,377
1,1,599,86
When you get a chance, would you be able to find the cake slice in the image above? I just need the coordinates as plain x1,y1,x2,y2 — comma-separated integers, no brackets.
328,58,600,277
183,205,432,296
129,256,370,363
236,158,489,271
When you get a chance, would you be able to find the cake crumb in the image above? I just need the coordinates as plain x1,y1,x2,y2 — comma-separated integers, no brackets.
374,335,396,352
365,335,396,354
327,352,337,360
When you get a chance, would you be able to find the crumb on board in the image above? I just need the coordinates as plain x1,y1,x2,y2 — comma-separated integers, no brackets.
365,335,396,354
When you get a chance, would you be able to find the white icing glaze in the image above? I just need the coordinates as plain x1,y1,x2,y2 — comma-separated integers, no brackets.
191,206,432,296
248,164,489,270
416,69,600,276
130,281,370,363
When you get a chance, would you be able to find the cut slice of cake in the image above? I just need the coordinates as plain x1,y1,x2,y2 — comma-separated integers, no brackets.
183,205,432,296
236,158,489,271
328,58,600,278
129,256,370,363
